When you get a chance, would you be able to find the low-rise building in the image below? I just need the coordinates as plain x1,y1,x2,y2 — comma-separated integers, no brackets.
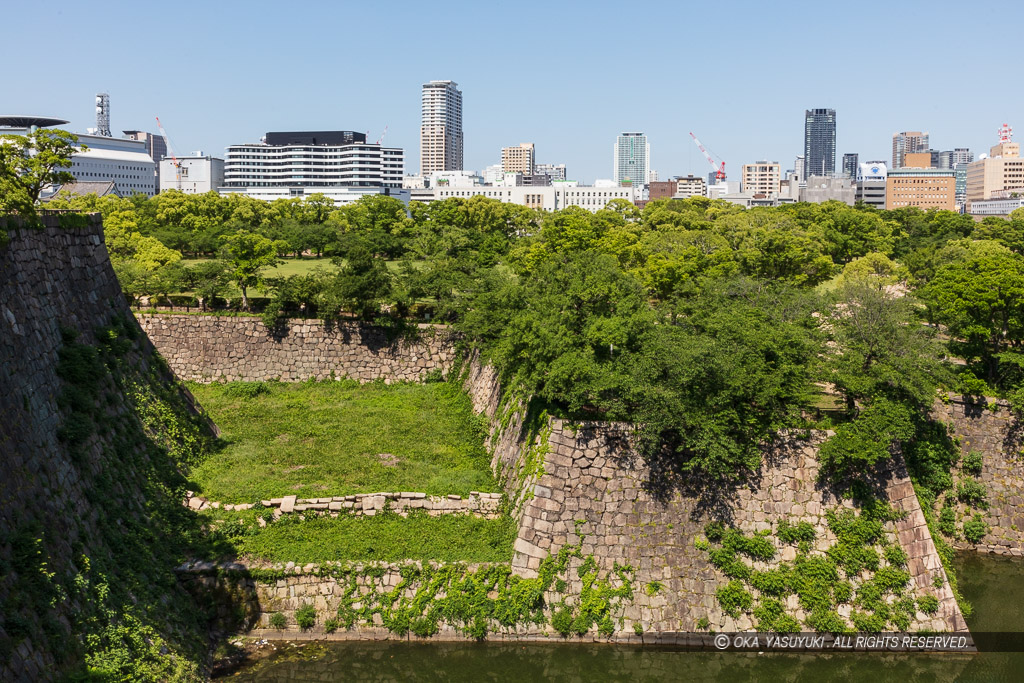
68,133,157,197
674,175,707,199
801,175,855,205
967,191,1024,217
159,155,224,194
431,183,639,212
966,129,1023,208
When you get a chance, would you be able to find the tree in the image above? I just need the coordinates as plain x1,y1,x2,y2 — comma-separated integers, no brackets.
920,241,1024,388
0,129,81,215
823,282,948,412
321,237,392,320
222,230,279,310
187,261,230,311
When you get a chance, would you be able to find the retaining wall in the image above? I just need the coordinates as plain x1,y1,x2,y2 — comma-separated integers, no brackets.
137,314,456,383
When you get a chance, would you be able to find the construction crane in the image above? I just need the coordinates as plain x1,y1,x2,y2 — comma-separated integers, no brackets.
155,116,181,192
689,131,726,181
375,125,388,145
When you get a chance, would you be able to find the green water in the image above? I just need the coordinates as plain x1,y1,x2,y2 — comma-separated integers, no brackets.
224,552,1024,682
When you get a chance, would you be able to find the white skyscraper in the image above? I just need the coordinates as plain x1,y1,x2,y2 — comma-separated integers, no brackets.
420,80,463,175
613,132,649,186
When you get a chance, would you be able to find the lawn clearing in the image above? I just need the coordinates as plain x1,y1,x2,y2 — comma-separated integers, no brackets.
188,380,498,502
198,508,516,564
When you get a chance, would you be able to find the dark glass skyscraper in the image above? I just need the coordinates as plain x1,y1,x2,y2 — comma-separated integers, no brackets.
803,108,836,179
842,153,859,179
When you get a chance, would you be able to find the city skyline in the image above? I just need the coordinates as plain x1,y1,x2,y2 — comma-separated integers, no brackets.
2,0,1021,183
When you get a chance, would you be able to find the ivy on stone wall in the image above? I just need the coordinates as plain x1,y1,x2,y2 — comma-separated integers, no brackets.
696,502,945,633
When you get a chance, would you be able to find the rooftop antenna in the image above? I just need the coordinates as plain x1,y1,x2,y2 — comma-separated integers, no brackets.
998,123,1014,143
95,93,111,137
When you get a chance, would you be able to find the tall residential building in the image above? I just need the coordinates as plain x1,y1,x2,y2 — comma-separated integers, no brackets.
221,130,405,205
842,153,859,179
613,132,649,187
741,161,782,196
123,130,168,191
951,148,974,167
803,109,836,179
534,163,567,181
420,80,463,175
965,126,1023,207
891,131,929,169
501,143,535,175
793,155,805,184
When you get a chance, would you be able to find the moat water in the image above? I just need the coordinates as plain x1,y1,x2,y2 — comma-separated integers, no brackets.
223,552,1024,682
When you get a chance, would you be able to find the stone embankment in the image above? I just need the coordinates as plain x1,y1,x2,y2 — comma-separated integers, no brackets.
137,314,455,383
185,491,502,519
932,395,1024,556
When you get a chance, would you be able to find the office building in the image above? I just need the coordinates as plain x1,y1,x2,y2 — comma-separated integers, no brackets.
892,131,929,169
420,80,463,174
613,132,650,187
950,148,974,167
842,153,859,179
675,175,707,198
159,155,224,194
534,163,567,181
221,130,405,205
67,133,157,197
803,109,836,178
968,194,1024,217
855,161,887,209
501,143,534,175
741,161,782,196
123,130,168,191
965,126,1023,208
793,155,805,184
886,167,955,210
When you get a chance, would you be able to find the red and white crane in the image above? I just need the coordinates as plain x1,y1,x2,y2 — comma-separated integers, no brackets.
155,116,181,191
689,131,726,181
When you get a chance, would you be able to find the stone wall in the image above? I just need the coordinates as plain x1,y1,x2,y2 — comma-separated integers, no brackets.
137,314,456,383
0,216,210,680
932,395,1024,555
185,491,502,519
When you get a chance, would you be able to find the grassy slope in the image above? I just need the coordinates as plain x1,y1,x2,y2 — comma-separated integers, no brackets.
188,381,498,502
200,508,516,564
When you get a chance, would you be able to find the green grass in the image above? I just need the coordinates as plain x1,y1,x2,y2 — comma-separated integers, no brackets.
187,380,498,501
200,508,516,564
180,257,408,279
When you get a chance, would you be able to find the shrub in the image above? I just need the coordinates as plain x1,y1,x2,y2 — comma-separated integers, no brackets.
961,450,983,476
883,545,908,568
633,622,644,635
269,612,287,630
696,616,710,631
956,479,987,508
324,617,340,633
938,505,957,537
295,603,316,630
223,381,271,399
963,514,988,543
551,607,573,637
918,595,940,615
644,581,664,597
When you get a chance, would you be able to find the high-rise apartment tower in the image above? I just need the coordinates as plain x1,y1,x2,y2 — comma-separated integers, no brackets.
420,80,463,175
613,132,649,187
803,109,836,179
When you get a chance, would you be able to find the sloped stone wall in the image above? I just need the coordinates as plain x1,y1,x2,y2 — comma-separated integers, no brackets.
137,314,455,383
509,419,966,633
932,396,1024,555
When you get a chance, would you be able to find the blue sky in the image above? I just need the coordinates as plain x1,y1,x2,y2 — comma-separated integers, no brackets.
3,0,1020,183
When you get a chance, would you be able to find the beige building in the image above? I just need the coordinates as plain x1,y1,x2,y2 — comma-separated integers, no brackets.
741,161,781,196
674,174,707,198
501,143,535,175
885,168,955,210
965,139,1024,207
